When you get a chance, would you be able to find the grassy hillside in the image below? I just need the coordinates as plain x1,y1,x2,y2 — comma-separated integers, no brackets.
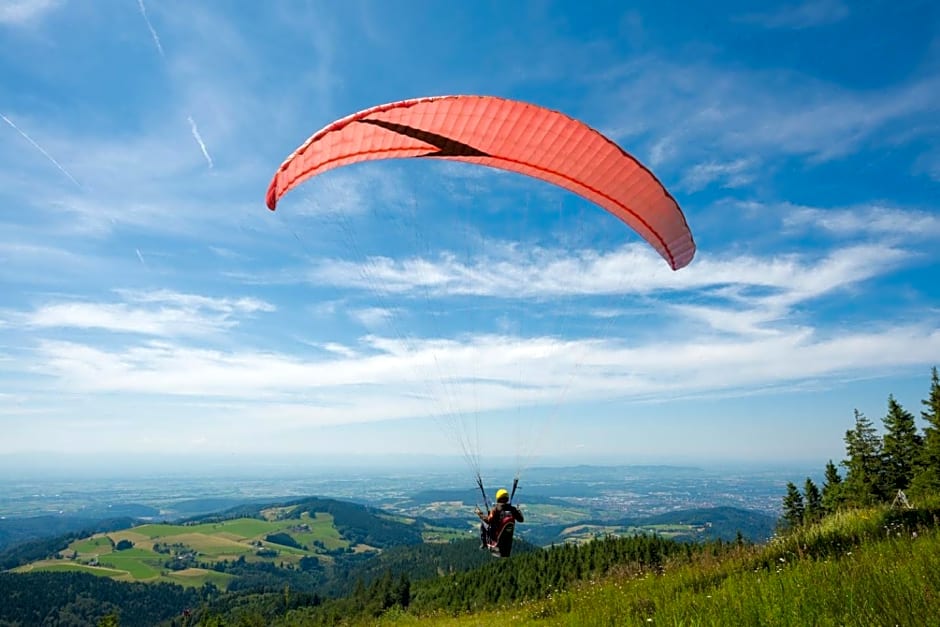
15,511,334,587
12,496,436,591
11,497,937,625
257,505,940,626
380,529,940,626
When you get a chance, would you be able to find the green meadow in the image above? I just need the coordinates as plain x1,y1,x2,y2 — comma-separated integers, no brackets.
421,524,472,543
14,507,359,589
374,506,940,627
16,562,126,578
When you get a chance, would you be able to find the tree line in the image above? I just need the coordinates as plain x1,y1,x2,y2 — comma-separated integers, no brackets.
781,367,940,529
183,533,721,626
0,571,207,627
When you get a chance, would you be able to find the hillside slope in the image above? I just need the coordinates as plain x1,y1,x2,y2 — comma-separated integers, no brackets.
11,496,443,593
242,505,940,626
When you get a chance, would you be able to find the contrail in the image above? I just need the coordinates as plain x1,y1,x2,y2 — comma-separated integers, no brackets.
136,0,165,58
135,248,149,269
188,116,214,168
1,112,82,188
136,0,214,169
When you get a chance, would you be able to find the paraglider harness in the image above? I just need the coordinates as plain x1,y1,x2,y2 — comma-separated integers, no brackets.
476,477,521,558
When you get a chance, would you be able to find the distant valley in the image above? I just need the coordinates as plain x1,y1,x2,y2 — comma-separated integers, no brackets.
3,484,777,593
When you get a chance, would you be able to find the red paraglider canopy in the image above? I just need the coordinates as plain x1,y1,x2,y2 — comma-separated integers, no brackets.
266,95,694,270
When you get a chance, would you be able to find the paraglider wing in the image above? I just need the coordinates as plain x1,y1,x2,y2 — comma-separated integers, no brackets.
266,95,695,270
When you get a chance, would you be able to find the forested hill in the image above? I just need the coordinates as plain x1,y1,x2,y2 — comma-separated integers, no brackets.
523,506,777,545
183,496,427,548
0,516,137,571
0,515,138,552
186,503,940,626
0,570,204,627
320,537,541,597
1,496,446,626
644,506,777,539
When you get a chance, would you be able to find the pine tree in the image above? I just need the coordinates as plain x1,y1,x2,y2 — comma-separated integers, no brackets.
396,573,411,608
803,477,823,524
841,409,885,506
97,613,120,627
881,394,922,493
821,459,844,513
911,366,940,497
781,482,804,530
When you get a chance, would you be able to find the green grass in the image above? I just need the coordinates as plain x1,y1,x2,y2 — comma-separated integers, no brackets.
71,536,113,553
175,538,263,559
422,525,472,543
96,551,163,579
211,518,279,538
164,568,236,589
134,513,350,550
532,529,940,626
14,562,126,578
521,504,592,525
374,506,940,627
290,513,348,551
13,504,403,598
134,519,276,539
37,510,355,589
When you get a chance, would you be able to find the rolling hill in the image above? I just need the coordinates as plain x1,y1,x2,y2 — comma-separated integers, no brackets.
11,496,461,592
2,494,783,626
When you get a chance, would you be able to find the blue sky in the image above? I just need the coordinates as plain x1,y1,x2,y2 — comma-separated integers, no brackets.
1,0,938,473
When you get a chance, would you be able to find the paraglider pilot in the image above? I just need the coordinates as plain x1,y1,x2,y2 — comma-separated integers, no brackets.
476,488,524,549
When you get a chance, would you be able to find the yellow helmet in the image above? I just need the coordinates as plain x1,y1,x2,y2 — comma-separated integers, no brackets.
495,488,509,502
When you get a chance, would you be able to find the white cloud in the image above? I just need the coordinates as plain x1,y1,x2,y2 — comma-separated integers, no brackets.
24,290,274,337
670,304,785,337
667,243,917,339
349,307,398,330
0,0,62,25
278,164,424,227
680,158,757,192
309,244,672,298
599,57,939,170
12,234,928,431
0,240,88,269
321,342,358,358
784,205,940,239
25,322,940,428
914,148,940,182
307,242,907,305
118,289,274,315
300,241,914,342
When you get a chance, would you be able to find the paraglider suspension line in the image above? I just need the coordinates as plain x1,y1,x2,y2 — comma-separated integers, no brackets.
476,475,490,511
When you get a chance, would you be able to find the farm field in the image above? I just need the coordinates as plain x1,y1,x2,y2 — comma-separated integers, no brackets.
556,522,702,544
14,508,356,589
